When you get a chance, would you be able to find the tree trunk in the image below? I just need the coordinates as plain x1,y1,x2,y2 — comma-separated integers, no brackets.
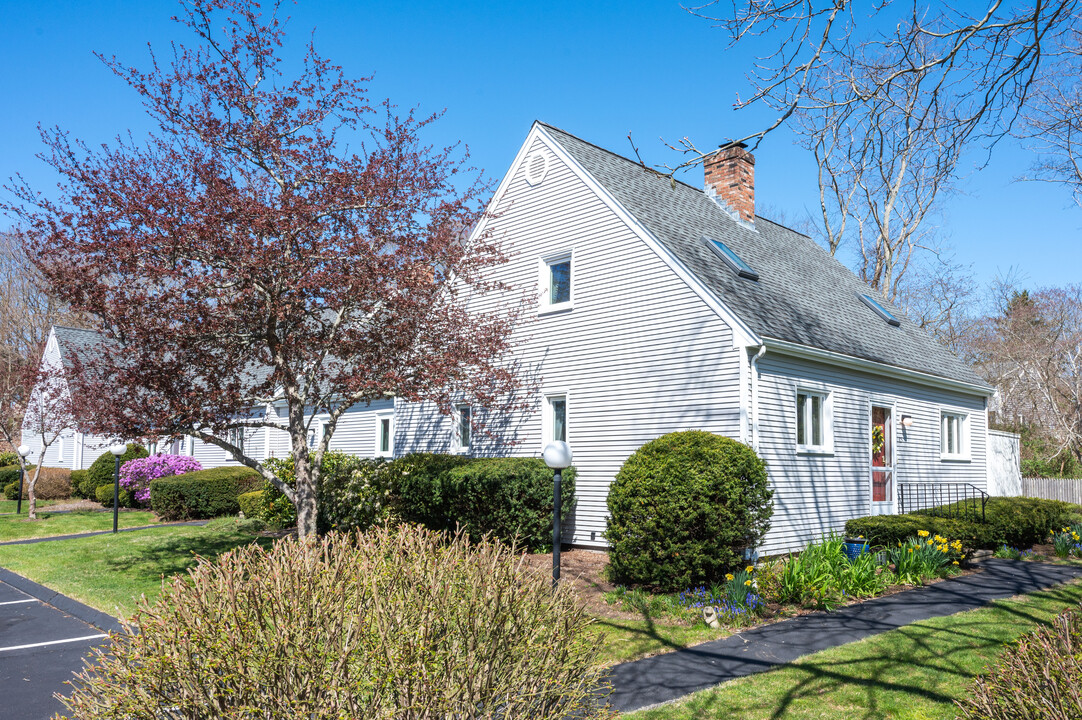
294,461,318,539
27,469,38,520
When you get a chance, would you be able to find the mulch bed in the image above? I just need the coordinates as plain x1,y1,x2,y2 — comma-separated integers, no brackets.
521,546,996,625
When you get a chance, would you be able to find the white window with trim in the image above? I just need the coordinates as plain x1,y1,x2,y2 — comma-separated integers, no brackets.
226,427,245,456
542,393,569,448
940,411,969,460
538,251,573,313
795,387,833,453
375,411,394,458
307,421,328,450
453,404,471,453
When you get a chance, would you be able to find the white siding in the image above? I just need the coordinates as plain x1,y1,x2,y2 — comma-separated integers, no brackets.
398,134,744,546
756,351,988,555
190,399,396,469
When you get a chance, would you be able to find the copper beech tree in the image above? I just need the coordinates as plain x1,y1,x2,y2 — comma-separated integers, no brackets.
4,0,524,537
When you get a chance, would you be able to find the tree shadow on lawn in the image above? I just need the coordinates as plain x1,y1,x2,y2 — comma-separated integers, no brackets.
650,584,1081,720
102,529,277,586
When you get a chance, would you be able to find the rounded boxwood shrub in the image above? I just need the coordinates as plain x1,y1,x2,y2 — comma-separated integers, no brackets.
85,443,147,497
94,482,135,508
237,490,263,519
56,525,607,719
606,430,773,592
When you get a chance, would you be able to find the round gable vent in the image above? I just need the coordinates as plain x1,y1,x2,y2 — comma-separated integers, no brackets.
524,151,550,186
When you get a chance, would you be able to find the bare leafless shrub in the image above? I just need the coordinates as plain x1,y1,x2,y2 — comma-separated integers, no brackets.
56,524,611,719
957,603,1082,719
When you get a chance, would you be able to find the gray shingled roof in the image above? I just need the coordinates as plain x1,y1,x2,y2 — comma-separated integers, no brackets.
540,123,989,391
52,325,276,391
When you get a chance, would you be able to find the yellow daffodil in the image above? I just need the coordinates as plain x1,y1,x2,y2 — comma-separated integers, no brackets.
725,573,734,581
918,530,930,537
952,561,959,566
745,566,755,574
744,579,753,587
908,548,914,553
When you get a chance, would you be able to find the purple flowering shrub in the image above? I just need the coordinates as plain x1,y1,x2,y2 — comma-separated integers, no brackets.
119,454,202,505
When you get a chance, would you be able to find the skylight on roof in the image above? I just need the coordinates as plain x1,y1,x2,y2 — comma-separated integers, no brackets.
858,293,901,326
703,235,758,281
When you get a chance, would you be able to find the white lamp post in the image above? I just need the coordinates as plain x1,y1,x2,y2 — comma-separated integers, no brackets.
109,443,127,533
543,441,573,590
16,445,31,515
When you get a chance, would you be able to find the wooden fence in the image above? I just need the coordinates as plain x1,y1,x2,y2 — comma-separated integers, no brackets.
1022,477,1082,505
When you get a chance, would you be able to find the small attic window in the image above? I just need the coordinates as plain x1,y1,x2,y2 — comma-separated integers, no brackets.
858,293,901,326
703,235,758,280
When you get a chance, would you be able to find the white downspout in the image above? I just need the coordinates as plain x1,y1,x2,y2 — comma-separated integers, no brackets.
751,345,766,452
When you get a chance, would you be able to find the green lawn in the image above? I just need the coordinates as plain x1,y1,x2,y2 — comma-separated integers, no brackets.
0,519,272,618
0,499,57,513
0,509,159,542
631,578,1082,720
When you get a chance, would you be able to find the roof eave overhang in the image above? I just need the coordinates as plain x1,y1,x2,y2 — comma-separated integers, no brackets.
763,337,994,398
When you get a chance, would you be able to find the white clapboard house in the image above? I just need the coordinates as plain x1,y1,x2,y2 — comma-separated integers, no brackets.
27,122,994,555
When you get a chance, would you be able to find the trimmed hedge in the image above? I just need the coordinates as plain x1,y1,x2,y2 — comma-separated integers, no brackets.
393,453,474,529
606,431,773,592
0,451,17,467
846,514,987,548
150,467,261,521
442,457,575,552
846,497,1082,549
237,490,263,519
95,482,135,509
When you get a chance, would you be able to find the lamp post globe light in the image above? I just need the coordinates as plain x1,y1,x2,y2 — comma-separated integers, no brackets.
16,445,31,515
543,441,573,591
109,443,127,534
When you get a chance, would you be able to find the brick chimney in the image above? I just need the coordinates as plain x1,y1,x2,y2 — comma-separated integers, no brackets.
703,142,755,225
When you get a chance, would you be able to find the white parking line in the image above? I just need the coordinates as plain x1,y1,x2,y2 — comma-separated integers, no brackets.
0,598,37,606
0,634,107,653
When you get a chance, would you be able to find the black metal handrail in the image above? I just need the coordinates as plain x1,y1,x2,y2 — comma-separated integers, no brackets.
897,482,989,523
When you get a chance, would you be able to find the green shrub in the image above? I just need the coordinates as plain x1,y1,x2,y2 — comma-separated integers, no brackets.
94,482,135,508
256,452,395,532
0,464,26,488
847,498,1076,551
443,457,575,552
150,467,261,521
56,525,607,720
70,469,89,498
957,603,1082,719
317,456,394,533
256,457,300,528
0,450,17,467
983,497,1079,547
237,490,263,519
86,444,147,496
2,482,17,500
889,533,962,585
846,514,991,548
606,430,773,592
392,452,474,529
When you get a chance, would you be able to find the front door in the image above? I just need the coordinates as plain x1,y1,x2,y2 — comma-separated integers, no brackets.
870,405,894,515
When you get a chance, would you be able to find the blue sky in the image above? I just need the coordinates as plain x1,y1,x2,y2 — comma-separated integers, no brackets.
2,0,1078,292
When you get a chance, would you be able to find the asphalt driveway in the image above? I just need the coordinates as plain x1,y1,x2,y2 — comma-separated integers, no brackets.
0,570,118,720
